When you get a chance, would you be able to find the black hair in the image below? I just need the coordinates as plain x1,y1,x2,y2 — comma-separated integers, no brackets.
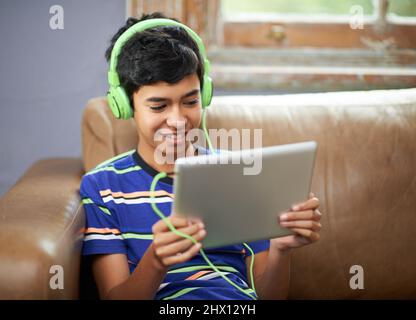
105,12,204,110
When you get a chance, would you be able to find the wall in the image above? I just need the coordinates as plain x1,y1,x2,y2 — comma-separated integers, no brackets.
0,0,126,196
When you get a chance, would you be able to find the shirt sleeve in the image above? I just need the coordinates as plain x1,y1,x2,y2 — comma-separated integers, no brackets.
244,239,270,258
80,174,127,256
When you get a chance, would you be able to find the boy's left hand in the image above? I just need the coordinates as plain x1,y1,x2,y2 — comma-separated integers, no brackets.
271,192,322,252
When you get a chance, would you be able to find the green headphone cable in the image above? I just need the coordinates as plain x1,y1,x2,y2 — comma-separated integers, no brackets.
201,108,214,153
150,173,256,300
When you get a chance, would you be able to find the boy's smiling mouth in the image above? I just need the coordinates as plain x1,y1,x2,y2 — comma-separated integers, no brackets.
164,133,186,144
159,130,189,145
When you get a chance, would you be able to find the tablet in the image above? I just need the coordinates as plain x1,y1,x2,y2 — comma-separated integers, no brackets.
172,141,317,248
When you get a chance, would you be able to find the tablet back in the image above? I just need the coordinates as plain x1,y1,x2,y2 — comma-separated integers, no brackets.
173,141,317,248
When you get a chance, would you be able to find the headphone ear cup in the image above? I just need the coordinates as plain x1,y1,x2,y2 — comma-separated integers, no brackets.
202,75,213,108
107,87,121,119
107,86,132,119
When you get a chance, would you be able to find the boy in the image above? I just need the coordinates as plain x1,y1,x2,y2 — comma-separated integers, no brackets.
80,12,322,300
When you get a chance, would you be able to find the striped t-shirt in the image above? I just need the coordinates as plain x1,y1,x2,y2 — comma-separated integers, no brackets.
80,146,270,300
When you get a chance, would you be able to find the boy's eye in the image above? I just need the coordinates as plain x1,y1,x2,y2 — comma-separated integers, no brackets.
184,99,199,106
150,105,166,111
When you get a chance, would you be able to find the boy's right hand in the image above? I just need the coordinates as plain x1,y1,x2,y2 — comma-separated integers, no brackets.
151,215,206,270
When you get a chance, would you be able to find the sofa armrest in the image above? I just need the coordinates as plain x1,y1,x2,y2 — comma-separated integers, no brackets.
0,158,84,299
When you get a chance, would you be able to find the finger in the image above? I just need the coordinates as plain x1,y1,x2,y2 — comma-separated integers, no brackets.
153,222,204,246
172,211,203,225
280,210,314,222
162,243,202,266
152,216,192,233
291,228,320,242
291,197,319,211
309,192,315,199
188,217,204,226
155,229,207,258
171,209,203,224
281,209,322,222
280,220,322,232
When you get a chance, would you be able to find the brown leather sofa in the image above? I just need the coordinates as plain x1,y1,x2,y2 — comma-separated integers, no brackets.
1,88,416,299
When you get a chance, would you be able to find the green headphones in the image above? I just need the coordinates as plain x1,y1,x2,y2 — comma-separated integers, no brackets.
107,18,213,120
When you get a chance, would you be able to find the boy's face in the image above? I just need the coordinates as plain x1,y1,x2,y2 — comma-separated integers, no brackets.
133,73,202,163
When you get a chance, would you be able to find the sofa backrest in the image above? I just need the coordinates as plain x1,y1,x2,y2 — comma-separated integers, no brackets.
81,88,416,299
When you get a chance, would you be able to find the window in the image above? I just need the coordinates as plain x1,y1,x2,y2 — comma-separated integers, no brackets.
221,0,416,48
127,0,416,93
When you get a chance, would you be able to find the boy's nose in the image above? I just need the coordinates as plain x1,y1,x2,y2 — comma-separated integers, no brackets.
166,108,187,129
